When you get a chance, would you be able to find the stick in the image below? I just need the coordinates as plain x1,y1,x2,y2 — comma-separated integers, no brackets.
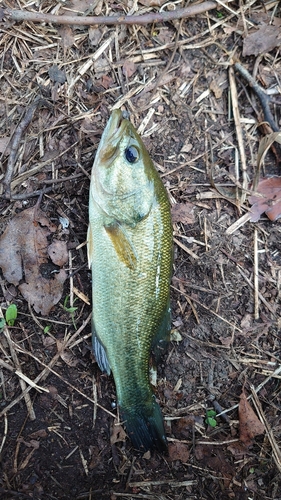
234,62,279,133
1,99,50,199
2,2,225,26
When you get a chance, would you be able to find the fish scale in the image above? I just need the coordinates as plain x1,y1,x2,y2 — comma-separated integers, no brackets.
88,110,173,453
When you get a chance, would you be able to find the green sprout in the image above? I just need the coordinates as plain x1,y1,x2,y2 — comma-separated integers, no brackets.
43,325,51,334
205,409,217,427
5,304,18,326
216,10,223,18
63,295,78,328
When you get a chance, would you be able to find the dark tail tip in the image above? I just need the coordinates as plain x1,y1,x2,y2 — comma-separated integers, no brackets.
120,398,168,454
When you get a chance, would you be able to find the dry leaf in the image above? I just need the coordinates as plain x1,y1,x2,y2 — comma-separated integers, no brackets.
58,26,75,50
60,350,79,367
110,421,127,445
168,441,190,462
180,139,193,154
243,24,281,57
256,132,281,171
65,0,93,13
210,79,223,99
171,203,195,224
48,65,66,84
88,27,102,46
29,429,48,439
0,204,67,315
219,335,233,347
122,60,137,78
48,240,68,267
238,390,265,446
138,0,167,6
249,177,281,222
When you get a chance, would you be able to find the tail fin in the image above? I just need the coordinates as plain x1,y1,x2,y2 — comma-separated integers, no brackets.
120,397,168,454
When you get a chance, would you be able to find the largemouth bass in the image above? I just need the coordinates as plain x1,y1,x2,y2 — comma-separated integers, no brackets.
87,110,173,453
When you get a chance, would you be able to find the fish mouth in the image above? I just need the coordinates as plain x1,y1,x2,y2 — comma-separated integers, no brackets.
100,110,128,163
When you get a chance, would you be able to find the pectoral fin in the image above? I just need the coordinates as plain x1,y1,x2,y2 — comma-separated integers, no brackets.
87,224,94,269
105,223,137,270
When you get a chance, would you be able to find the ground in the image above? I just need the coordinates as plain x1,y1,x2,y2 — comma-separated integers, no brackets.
0,1,281,499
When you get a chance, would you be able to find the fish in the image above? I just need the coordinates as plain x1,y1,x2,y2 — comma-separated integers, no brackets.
87,109,173,453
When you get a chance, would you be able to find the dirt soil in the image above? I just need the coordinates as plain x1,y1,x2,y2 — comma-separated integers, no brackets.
0,1,281,499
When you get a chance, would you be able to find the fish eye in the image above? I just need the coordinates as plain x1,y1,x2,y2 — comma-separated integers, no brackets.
125,145,139,164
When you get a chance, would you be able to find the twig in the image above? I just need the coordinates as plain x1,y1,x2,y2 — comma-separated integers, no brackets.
0,413,8,455
4,187,55,200
173,237,199,260
234,62,279,132
2,2,225,26
1,99,48,199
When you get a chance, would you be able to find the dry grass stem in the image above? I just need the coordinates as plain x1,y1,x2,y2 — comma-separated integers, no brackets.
253,228,259,320
229,66,248,202
251,386,281,473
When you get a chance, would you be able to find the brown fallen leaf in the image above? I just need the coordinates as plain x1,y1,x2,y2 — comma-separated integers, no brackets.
58,26,75,50
243,24,281,57
210,79,223,99
238,390,265,446
171,202,195,225
57,340,79,367
48,240,68,267
110,420,127,445
168,441,190,462
249,176,281,222
138,0,167,6
122,60,137,78
0,203,67,315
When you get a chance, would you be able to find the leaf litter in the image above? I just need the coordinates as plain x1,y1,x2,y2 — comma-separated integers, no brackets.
0,201,68,315
238,389,265,446
1,0,281,498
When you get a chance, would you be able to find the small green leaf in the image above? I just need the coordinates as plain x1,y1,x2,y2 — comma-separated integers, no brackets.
206,417,217,427
44,325,51,334
5,304,18,326
0,317,5,331
206,409,216,418
205,409,217,427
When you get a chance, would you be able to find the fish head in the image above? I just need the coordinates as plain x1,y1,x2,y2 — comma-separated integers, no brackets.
90,110,155,226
